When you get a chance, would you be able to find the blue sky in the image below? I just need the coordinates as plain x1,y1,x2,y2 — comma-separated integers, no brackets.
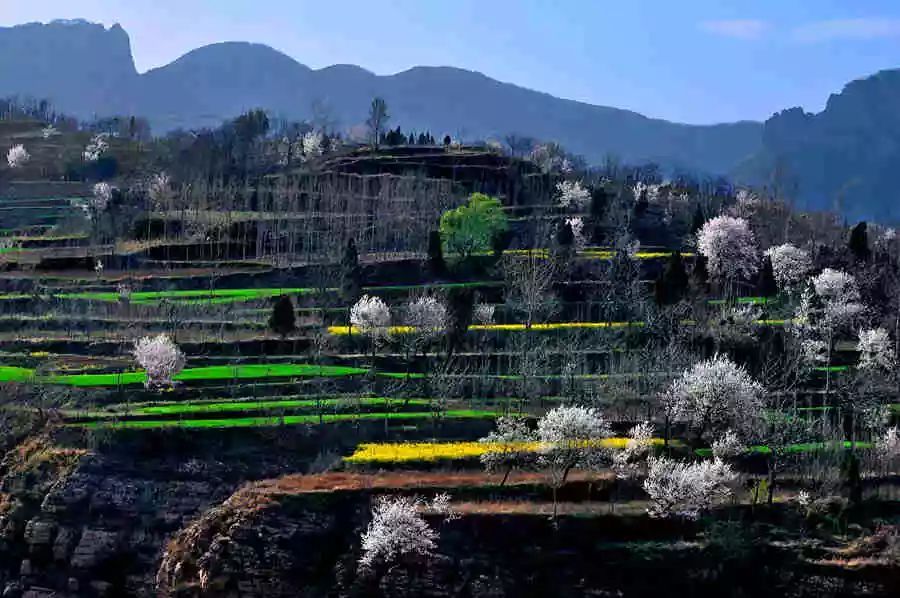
3,0,900,124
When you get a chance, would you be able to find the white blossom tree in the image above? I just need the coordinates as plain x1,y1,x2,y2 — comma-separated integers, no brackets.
876,427,900,472
537,405,612,519
404,295,448,360
711,429,747,460
148,172,173,211
811,268,864,329
351,295,391,342
359,495,437,573
643,456,736,519
696,215,759,292
857,328,895,371
765,244,812,294
302,130,324,158
6,145,29,169
133,334,185,389
555,180,590,209
83,133,109,162
479,416,537,485
665,354,764,444
473,302,495,325
611,421,655,480
565,216,586,249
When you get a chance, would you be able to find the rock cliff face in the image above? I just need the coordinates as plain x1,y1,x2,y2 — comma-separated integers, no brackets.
0,426,359,597
734,69,900,222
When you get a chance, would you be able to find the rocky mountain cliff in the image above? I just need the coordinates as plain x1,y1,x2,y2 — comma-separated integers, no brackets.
0,21,762,176
735,69,900,222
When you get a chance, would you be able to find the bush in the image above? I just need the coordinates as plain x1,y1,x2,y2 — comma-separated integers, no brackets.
439,193,509,259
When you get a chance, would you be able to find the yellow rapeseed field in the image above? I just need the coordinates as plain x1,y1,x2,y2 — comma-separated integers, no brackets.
345,437,665,464
328,321,641,336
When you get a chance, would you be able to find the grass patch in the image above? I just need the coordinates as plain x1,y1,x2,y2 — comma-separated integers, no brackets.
695,440,874,457
73,409,497,430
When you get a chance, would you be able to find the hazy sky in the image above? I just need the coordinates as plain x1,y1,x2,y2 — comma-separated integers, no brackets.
3,0,900,124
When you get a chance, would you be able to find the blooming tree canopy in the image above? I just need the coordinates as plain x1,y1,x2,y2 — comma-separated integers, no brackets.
696,215,759,282
555,180,590,209
643,456,736,519
565,216,586,250
133,334,185,389
473,303,495,325
711,429,747,460
479,416,537,483
406,296,448,335
148,172,172,210
83,133,109,162
7,145,29,169
665,354,764,442
811,268,864,329
351,295,391,340
359,495,438,571
612,421,655,480
90,182,113,214
765,244,812,293
857,328,895,371
302,131,323,157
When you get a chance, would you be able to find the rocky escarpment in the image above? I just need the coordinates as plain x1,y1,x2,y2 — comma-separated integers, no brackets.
0,425,361,597
157,474,900,598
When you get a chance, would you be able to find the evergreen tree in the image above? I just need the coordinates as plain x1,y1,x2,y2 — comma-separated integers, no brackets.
691,254,710,294
427,230,447,277
443,135,452,146
690,204,706,235
756,255,778,298
340,238,363,331
849,221,870,262
446,288,474,358
269,294,296,338
655,251,690,306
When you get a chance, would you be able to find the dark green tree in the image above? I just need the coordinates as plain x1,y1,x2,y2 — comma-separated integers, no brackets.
446,288,474,359
269,294,296,338
849,221,870,262
690,204,706,235
427,230,447,277
756,255,778,298
340,238,363,331
655,251,690,306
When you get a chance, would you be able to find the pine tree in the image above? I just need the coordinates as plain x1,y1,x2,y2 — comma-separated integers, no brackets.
690,204,706,235
340,238,363,331
691,254,710,294
427,230,447,277
655,251,689,306
849,221,870,262
269,294,297,338
756,255,778,298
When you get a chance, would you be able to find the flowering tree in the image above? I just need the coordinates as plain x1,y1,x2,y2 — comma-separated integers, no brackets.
537,405,612,519
643,456,736,519
302,131,323,158
479,416,537,485
148,172,173,211
765,244,812,294
473,302,495,325
555,180,590,209
405,295,448,354
876,427,900,471
359,495,437,573
611,421,655,480
133,334,185,389
711,429,747,460
83,133,109,162
565,216,586,249
351,295,391,341
665,354,764,444
857,328,895,371
811,268,864,329
696,215,759,290
6,145,29,169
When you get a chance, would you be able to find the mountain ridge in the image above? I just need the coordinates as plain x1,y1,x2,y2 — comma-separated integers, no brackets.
0,20,762,176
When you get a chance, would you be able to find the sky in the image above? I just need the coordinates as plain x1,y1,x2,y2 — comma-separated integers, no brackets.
3,0,900,124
